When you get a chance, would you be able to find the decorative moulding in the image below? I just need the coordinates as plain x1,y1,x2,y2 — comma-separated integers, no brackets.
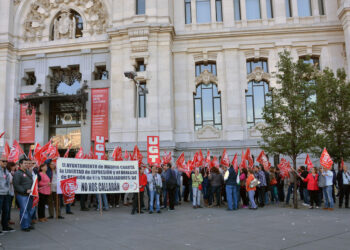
196,125,222,140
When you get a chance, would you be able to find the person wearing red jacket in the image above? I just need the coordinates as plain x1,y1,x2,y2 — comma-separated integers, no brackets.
131,166,147,215
301,167,319,209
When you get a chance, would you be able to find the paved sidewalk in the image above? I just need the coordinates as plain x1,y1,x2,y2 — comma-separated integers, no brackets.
1,204,349,250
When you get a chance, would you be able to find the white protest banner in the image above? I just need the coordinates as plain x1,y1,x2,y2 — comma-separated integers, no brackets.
56,158,139,194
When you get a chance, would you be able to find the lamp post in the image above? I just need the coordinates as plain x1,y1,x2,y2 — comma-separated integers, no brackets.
124,71,148,214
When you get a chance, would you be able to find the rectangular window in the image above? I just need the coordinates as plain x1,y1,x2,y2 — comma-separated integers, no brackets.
216,0,223,22
297,0,312,17
136,59,146,72
234,0,241,20
138,83,147,118
318,0,325,15
266,0,273,19
185,0,192,24
196,0,211,23
136,0,146,15
246,0,261,20
285,0,292,17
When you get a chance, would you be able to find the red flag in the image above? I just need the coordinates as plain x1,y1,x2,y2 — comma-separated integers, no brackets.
179,160,192,178
28,147,33,161
220,149,230,167
278,158,291,179
162,151,172,165
8,140,24,163
124,150,130,161
232,153,238,173
257,150,271,171
36,141,51,165
305,154,314,172
197,150,204,167
33,143,41,156
64,146,71,158
341,158,345,171
320,148,333,170
245,148,254,168
60,177,78,205
87,146,94,159
31,176,39,208
75,147,84,159
1,141,10,160
205,150,211,167
112,147,123,161
176,152,185,168
132,145,143,166
0,132,5,139
211,156,220,169
239,150,247,169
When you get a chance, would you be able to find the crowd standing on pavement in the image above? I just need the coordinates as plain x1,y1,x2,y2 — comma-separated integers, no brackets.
0,154,349,234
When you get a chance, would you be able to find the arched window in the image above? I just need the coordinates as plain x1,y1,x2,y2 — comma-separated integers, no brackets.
195,62,217,76
246,59,270,126
51,9,83,40
194,82,222,130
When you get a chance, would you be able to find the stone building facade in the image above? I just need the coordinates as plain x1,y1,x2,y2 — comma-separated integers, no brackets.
0,0,349,164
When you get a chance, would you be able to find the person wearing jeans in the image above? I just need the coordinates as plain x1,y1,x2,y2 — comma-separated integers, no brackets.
191,168,203,209
321,168,334,210
13,158,33,232
225,165,237,211
147,166,162,214
246,169,257,209
96,194,109,211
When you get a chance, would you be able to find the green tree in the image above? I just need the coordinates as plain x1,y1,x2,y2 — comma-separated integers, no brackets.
314,68,350,168
258,50,318,209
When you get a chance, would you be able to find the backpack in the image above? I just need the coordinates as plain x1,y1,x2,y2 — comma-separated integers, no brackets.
166,170,177,189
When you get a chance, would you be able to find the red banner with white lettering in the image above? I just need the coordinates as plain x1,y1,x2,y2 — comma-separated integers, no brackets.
91,89,109,141
147,136,160,165
94,136,106,160
60,177,78,205
19,94,35,143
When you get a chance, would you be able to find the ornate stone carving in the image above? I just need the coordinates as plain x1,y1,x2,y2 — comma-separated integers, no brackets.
196,125,221,140
195,70,218,85
247,67,270,82
53,9,76,40
49,67,82,93
128,28,149,53
23,0,108,41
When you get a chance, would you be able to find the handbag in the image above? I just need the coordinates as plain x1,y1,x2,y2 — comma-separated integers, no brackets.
156,185,162,195
198,184,202,191
250,178,260,188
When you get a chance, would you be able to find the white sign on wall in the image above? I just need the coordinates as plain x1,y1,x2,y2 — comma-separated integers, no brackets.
57,158,139,194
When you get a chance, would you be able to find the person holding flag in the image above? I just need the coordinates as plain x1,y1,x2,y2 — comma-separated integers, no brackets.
13,156,34,232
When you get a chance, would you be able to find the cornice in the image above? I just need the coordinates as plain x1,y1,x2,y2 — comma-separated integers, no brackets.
107,24,175,38
174,24,343,41
0,42,14,50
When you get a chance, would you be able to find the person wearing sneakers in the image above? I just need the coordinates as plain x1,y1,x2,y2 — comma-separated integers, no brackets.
147,166,162,214
38,164,51,222
0,157,15,234
13,157,33,232
191,167,203,209
301,167,319,209
321,167,334,211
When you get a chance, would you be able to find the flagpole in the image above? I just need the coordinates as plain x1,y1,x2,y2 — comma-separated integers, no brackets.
20,195,31,224
99,194,103,216
55,193,59,219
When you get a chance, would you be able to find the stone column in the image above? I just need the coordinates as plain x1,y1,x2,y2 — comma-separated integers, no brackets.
191,0,197,24
338,2,350,75
240,0,247,26
291,0,299,23
223,0,234,27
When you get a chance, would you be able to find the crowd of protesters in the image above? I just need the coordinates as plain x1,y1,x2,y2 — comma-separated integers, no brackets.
0,155,349,234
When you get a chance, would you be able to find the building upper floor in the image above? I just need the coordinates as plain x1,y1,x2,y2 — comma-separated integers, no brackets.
0,0,349,50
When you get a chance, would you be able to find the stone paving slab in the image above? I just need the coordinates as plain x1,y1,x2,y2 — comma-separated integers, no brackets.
0,203,349,250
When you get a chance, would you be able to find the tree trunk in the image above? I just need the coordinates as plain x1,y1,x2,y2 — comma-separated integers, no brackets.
293,155,298,209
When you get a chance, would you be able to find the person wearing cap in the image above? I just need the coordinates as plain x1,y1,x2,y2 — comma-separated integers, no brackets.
0,157,15,233
13,157,33,232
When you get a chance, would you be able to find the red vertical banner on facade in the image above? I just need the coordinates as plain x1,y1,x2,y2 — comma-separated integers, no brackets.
94,136,106,160
147,136,160,165
19,94,35,144
91,88,109,141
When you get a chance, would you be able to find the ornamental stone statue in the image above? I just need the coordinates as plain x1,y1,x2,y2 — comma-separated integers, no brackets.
53,9,76,40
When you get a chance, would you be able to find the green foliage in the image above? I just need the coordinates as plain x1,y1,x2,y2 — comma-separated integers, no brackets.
314,68,350,165
258,50,318,164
